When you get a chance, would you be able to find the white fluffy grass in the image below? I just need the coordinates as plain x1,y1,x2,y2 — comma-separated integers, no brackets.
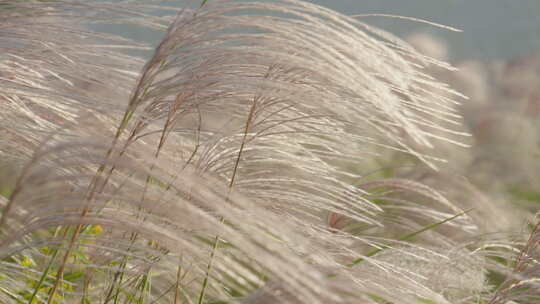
0,1,538,303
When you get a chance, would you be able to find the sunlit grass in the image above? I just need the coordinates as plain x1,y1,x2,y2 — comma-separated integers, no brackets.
0,1,539,304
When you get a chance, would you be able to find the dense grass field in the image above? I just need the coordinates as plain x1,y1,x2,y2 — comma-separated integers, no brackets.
0,1,538,303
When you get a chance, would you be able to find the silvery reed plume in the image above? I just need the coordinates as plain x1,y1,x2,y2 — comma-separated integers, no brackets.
0,0,538,303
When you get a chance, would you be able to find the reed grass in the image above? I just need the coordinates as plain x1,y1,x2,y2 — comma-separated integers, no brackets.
0,1,538,303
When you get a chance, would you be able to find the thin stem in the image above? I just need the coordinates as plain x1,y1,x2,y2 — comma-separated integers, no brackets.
197,232,222,304
174,255,184,304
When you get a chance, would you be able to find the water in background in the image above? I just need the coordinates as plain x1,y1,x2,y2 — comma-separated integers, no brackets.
311,0,540,61
106,0,540,61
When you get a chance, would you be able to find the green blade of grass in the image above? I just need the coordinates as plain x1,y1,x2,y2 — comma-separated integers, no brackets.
348,208,474,266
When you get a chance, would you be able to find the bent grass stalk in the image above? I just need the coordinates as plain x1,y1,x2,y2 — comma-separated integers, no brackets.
39,12,175,300
198,94,259,304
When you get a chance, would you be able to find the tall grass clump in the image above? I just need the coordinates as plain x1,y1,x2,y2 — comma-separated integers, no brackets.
0,0,538,303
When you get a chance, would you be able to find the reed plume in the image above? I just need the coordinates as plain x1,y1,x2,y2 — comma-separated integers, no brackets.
0,1,536,303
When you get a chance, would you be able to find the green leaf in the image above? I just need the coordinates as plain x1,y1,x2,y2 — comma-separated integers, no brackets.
348,208,474,266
